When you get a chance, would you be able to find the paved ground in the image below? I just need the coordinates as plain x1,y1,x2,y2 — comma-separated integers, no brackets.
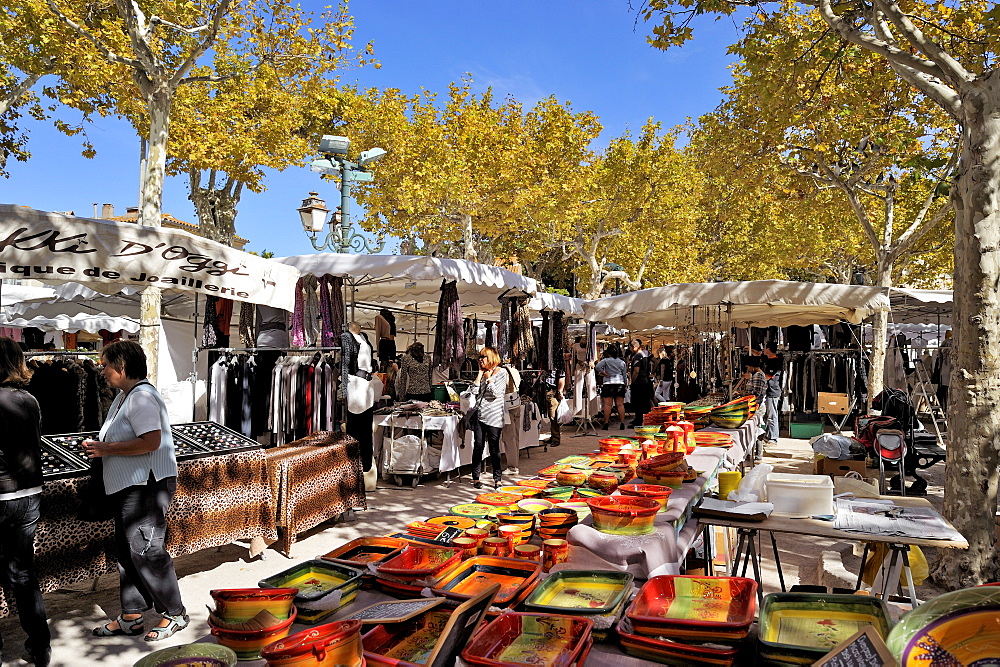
0,424,952,666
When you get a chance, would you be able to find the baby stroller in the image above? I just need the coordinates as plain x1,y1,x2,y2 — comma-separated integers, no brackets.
857,388,929,495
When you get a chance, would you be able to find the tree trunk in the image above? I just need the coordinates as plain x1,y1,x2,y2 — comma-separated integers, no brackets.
932,71,1000,588
138,88,172,385
460,213,477,261
867,258,893,409
189,169,242,245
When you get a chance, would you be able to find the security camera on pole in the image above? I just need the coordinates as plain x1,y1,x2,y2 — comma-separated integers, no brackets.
298,135,388,254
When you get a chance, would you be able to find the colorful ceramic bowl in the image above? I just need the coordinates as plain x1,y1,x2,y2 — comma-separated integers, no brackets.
134,644,238,667
518,478,552,490
555,467,590,487
375,547,462,582
475,492,523,507
641,469,687,488
598,438,632,455
587,470,619,495
261,619,364,666
543,486,576,501
538,507,578,525
586,496,660,536
886,585,1000,664
618,484,674,511
496,512,536,530
638,452,686,473
209,588,298,623
574,487,606,499
516,498,555,514
634,426,662,436
524,570,634,615
209,608,298,661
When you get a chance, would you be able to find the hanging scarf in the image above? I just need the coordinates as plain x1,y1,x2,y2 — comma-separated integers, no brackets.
433,280,465,373
302,275,321,347
202,295,219,348
238,302,255,347
290,277,306,347
318,275,345,347
485,321,495,348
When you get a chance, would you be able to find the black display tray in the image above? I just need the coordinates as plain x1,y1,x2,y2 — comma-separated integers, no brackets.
38,443,90,480
44,430,216,463
170,421,261,456
42,432,100,467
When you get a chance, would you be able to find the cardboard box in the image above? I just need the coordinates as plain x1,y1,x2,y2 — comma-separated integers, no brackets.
815,457,868,478
818,392,851,415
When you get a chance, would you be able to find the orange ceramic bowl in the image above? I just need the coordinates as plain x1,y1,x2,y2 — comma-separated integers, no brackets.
618,484,674,511
586,496,661,536
261,619,364,666
639,452,686,473
209,588,298,623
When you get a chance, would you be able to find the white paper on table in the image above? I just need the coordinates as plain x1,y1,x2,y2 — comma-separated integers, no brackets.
833,499,964,541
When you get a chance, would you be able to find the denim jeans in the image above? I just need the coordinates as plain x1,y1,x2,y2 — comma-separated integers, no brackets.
0,493,50,656
472,422,503,483
113,475,185,617
765,396,780,442
545,388,562,448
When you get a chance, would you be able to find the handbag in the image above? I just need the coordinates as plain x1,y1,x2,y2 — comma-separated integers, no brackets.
77,457,113,522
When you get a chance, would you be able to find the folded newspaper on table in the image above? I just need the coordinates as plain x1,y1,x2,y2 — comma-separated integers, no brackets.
833,499,964,541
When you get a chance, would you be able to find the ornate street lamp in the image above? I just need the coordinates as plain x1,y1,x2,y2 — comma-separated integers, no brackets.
301,135,388,253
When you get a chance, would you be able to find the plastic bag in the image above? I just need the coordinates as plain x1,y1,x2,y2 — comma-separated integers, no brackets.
728,463,773,503
860,542,928,587
556,398,574,424
811,433,853,459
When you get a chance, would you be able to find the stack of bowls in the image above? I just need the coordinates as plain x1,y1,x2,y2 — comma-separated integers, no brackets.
496,511,536,544
638,452,688,488
598,437,631,456
537,507,578,541
208,588,299,661
618,483,674,511
516,498,555,514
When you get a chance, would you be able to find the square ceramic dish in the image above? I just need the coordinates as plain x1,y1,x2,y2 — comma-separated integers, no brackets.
258,560,363,624
758,592,892,662
376,546,462,581
627,575,757,640
319,536,408,568
431,556,540,606
461,612,594,666
523,570,633,616
363,609,453,666
616,618,739,666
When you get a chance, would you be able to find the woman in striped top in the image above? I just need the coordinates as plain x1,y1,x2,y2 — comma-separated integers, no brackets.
469,347,507,489
82,341,188,643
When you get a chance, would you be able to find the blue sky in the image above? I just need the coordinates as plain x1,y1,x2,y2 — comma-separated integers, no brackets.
0,0,743,257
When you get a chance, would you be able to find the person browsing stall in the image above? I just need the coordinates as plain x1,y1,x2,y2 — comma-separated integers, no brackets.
468,347,508,489
0,337,51,666
595,344,627,431
83,341,188,643
396,341,433,402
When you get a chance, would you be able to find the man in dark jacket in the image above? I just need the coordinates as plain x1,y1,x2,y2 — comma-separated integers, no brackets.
0,337,50,666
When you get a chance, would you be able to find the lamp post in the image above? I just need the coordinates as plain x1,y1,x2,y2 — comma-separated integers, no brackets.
298,135,388,253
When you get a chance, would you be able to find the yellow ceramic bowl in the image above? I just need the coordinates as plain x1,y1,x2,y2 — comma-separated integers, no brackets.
209,588,298,623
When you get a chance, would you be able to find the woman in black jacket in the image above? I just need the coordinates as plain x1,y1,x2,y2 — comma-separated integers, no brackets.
0,337,50,666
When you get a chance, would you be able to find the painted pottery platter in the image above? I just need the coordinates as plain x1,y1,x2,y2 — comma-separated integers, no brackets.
431,556,540,605
426,515,476,530
759,593,891,658
524,570,633,615
475,492,523,507
461,612,594,666
627,575,757,633
886,585,1000,664
449,503,499,519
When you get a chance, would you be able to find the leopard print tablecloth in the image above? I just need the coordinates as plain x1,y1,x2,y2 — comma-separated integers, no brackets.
267,431,366,556
0,448,277,617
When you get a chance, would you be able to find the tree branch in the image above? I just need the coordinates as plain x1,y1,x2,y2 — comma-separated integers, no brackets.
45,0,142,69
873,0,972,86
149,16,211,35
169,0,234,90
0,70,46,116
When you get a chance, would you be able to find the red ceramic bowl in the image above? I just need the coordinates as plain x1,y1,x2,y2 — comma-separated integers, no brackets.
375,546,462,581
585,496,661,536
261,618,363,666
640,469,687,488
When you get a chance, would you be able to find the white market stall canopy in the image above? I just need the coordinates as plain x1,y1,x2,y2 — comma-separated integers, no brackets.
583,280,889,329
0,205,299,310
530,292,587,318
4,282,197,327
276,253,539,319
0,283,56,307
5,312,140,334
887,287,952,325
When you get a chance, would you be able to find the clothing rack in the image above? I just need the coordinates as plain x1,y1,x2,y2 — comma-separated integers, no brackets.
195,346,341,355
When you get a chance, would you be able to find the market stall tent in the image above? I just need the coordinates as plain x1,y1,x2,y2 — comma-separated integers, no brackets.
887,287,952,325
583,280,890,329
276,253,538,320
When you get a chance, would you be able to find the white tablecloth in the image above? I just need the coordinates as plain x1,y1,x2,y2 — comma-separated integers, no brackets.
698,418,761,467
373,412,473,473
566,448,726,579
